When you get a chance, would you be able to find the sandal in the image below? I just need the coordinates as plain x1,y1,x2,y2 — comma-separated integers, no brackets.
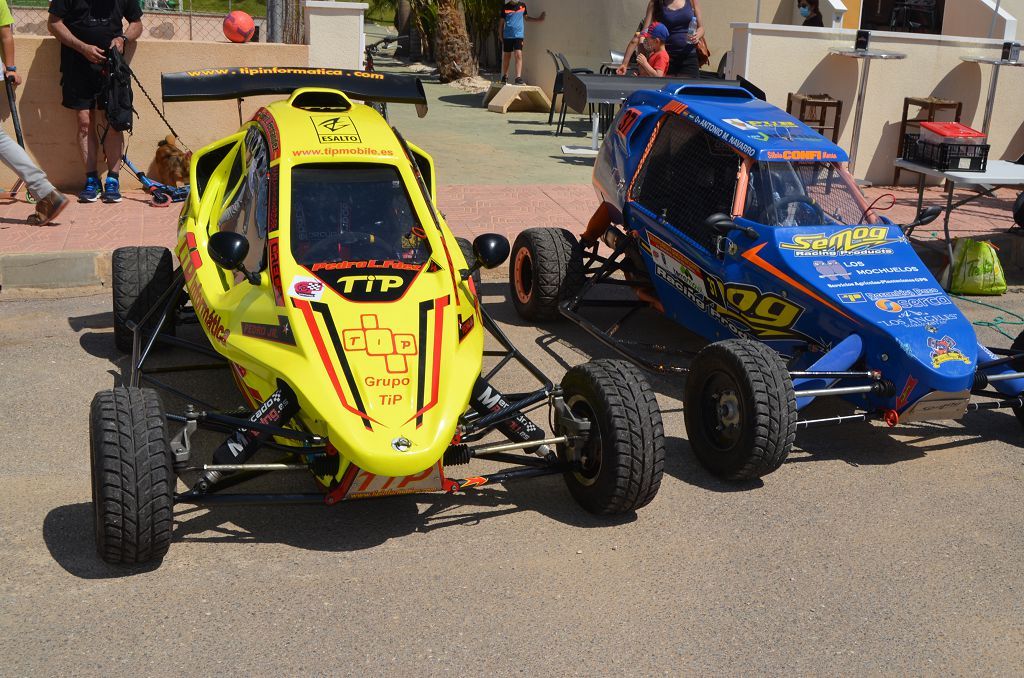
26,191,69,226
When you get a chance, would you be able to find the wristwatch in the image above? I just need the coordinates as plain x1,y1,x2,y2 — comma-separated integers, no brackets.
5,66,15,72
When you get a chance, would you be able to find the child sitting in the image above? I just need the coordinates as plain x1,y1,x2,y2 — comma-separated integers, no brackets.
635,23,670,78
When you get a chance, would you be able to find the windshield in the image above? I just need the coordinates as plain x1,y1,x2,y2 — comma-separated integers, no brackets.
744,161,877,227
290,164,431,267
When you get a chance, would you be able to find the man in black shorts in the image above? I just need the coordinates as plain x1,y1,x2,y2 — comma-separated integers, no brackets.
499,1,544,85
48,0,143,203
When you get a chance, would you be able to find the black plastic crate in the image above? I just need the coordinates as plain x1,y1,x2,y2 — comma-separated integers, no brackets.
902,133,990,172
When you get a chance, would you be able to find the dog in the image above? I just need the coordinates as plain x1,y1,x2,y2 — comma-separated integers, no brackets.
148,134,190,186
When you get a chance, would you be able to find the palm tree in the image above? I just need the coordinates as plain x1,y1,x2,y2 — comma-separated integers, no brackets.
368,0,485,79
435,0,478,81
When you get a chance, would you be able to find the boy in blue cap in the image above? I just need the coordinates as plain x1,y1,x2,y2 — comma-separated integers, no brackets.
499,1,545,85
636,22,670,78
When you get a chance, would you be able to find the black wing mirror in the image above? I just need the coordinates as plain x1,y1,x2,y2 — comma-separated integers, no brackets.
704,212,758,240
462,233,510,280
208,231,259,285
901,205,943,234
914,206,943,227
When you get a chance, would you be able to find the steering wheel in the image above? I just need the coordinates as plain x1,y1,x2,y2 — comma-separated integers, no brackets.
770,195,827,226
303,231,396,262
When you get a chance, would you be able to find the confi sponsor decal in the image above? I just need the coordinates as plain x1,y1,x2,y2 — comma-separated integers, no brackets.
928,335,971,369
781,226,901,256
764,150,840,161
310,115,361,144
838,292,866,304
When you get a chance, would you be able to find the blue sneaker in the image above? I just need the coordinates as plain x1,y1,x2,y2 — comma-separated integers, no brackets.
78,176,101,203
102,176,122,203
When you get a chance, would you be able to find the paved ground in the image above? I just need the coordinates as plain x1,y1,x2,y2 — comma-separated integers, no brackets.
2,281,1024,675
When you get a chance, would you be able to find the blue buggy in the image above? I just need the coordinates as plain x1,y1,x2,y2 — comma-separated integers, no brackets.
508,80,1024,481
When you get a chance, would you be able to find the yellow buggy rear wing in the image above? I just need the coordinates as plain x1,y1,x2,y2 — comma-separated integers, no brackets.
161,66,428,117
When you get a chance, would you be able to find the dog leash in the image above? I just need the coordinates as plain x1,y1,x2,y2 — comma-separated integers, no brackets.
128,66,190,153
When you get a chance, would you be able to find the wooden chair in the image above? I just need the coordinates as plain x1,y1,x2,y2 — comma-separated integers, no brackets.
786,93,843,143
893,96,962,184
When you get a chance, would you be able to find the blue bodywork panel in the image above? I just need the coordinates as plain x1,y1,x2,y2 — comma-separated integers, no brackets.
591,81,1023,418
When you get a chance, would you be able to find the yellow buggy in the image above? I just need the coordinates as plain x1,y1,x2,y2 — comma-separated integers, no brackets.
90,69,664,565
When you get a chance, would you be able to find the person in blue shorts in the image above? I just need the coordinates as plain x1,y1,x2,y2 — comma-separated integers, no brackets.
499,1,545,85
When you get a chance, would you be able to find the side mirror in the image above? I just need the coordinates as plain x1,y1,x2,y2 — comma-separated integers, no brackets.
466,233,510,277
208,231,259,285
704,213,736,235
704,212,759,240
914,206,943,228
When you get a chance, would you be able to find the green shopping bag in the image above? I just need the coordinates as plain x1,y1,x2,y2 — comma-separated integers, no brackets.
947,238,1006,295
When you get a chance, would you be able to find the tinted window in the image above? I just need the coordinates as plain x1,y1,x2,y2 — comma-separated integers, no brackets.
290,165,431,267
218,128,270,273
632,116,739,251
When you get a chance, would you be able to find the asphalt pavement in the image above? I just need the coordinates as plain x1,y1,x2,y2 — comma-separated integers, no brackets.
2,276,1023,675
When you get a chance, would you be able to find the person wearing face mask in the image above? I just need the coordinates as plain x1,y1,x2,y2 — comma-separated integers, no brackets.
799,0,824,27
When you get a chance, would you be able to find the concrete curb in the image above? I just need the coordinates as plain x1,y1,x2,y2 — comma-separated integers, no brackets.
0,251,111,291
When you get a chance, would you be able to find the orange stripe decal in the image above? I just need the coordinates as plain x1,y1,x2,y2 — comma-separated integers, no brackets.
741,243,858,324
294,298,381,425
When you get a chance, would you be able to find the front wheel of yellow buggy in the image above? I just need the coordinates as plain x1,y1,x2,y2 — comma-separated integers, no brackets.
557,359,665,514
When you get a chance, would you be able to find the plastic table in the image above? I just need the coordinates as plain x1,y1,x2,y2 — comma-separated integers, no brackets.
893,158,1024,281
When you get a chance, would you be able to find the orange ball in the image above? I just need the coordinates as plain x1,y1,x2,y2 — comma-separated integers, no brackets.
223,11,256,43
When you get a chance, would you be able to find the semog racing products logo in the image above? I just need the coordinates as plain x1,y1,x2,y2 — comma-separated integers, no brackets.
781,226,901,256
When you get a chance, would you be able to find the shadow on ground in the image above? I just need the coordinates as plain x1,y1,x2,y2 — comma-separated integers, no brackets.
44,474,636,580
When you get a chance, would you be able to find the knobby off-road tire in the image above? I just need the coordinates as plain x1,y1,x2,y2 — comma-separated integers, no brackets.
684,339,797,481
509,227,585,321
90,387,175,565
112,246,175,353
456,237,481,287
559,359,665,514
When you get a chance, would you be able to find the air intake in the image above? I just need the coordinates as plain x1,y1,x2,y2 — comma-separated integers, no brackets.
288,89,352,111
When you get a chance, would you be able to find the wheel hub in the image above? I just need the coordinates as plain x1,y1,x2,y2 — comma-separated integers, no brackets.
716,390,740,429
514,248,533,304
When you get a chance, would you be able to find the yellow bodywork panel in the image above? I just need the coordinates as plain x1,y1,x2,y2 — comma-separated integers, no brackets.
177,89,482,483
